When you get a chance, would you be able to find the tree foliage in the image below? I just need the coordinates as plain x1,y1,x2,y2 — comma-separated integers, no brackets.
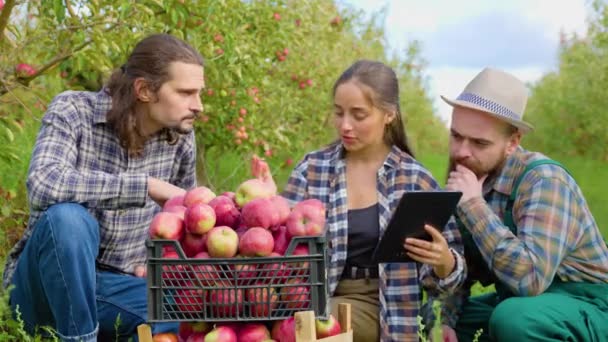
525,0,608,161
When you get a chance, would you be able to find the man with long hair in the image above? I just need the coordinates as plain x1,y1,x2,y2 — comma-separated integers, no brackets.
428,68,608,341
3,33,205,341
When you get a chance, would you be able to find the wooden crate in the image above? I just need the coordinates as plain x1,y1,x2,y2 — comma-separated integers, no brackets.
295,303,353,342
136,303,353,342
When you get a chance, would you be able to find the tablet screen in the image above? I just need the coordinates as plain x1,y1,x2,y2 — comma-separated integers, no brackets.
372,191,462,263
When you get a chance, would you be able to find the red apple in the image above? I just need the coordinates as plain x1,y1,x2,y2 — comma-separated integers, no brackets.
258,252,288,284
208,287,243,317
163,194,185,210
208,195,240,228
234,225,248,239
241,198,278,229
184,186,216,207
206,226,239,258
271,226,291,255
186,203,216,235
271,317,296,342
233,259,258,285
235,178,275,207
280,279,310,309
179,322,211,342
181,232,207,257
238,323,271,342
161,250,187,287
153,332,178,342
150,212,184,240
185,332,206,342
165,205,187,221
191,252,220,286
204,326,237,342
238,227,274,257
287,244,310,280
246,285,279,317
221,191,236,202
175,286,205,313
315,314,342,338
269,196,291,226
286,199,326,236
15,63,36,77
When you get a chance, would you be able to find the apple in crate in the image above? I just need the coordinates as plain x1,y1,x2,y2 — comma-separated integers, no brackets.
258,252,288,284
271,226,291,255
191,252,220,286
181,232,207,257
238,323,271,342
240,198,278,229
235,178,275,207
186,203,216,235
204,326,237,342
206,226,239,258
286,199,326,236
316,314,342,338
175,286,205,313
161,249,187,287
150,212,184,240
246,285,279,317
238,227,274,257
269,195,291,226
165,205,187,221
163,194,185,210
233,260,258,285
208,287,243,317
279,278,310,309
208,195,240,228
183,186,216,207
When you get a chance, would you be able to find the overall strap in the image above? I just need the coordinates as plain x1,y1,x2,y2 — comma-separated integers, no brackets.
504,159,568,233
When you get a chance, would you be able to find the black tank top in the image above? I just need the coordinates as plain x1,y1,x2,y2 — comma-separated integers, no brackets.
345,203,380,267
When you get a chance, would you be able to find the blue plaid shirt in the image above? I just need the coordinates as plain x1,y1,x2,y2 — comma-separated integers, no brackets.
2,90,197,288
283,143,466,341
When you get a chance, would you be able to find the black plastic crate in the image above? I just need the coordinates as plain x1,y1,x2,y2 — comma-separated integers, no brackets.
146,236,329,322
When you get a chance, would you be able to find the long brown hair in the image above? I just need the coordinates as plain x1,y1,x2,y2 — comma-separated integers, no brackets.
105,34,204,156
333,60,414,157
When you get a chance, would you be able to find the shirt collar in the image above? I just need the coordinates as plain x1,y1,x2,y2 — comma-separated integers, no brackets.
327,142,403,170
491,146,528,196
93,88,113,124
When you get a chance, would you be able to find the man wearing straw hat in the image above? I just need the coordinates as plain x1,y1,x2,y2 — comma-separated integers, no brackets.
426,68,608,341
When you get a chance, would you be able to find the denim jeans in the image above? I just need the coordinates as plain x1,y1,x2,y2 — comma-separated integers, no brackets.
9,203,178,341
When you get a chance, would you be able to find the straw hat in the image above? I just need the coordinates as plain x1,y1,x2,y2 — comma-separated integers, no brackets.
441,67,534,133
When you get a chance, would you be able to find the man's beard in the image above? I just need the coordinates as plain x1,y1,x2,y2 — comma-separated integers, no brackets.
446,155,505,182
174,112,200,134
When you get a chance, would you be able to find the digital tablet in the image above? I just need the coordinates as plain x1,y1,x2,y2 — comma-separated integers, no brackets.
372,191,462,263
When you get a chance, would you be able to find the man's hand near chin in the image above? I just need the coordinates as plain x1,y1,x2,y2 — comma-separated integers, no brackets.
446,165,487,204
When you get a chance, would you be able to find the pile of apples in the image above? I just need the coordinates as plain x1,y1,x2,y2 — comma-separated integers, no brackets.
152,315,342,342
148,173,328,321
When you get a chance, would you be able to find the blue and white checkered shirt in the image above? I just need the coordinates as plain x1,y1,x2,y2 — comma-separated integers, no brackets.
282,143,466,341
2,89,197,288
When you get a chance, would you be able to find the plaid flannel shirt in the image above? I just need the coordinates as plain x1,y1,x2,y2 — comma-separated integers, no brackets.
2,90,197,288
282,143,466,341
441,147,608,326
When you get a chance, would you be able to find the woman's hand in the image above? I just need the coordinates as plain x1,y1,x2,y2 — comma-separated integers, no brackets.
251,154,277,195
403,224,455,278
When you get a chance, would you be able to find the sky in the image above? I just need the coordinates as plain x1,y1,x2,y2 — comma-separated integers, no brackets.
338,0,591,125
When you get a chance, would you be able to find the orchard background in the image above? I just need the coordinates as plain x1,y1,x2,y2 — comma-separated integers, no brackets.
0,0,607,340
